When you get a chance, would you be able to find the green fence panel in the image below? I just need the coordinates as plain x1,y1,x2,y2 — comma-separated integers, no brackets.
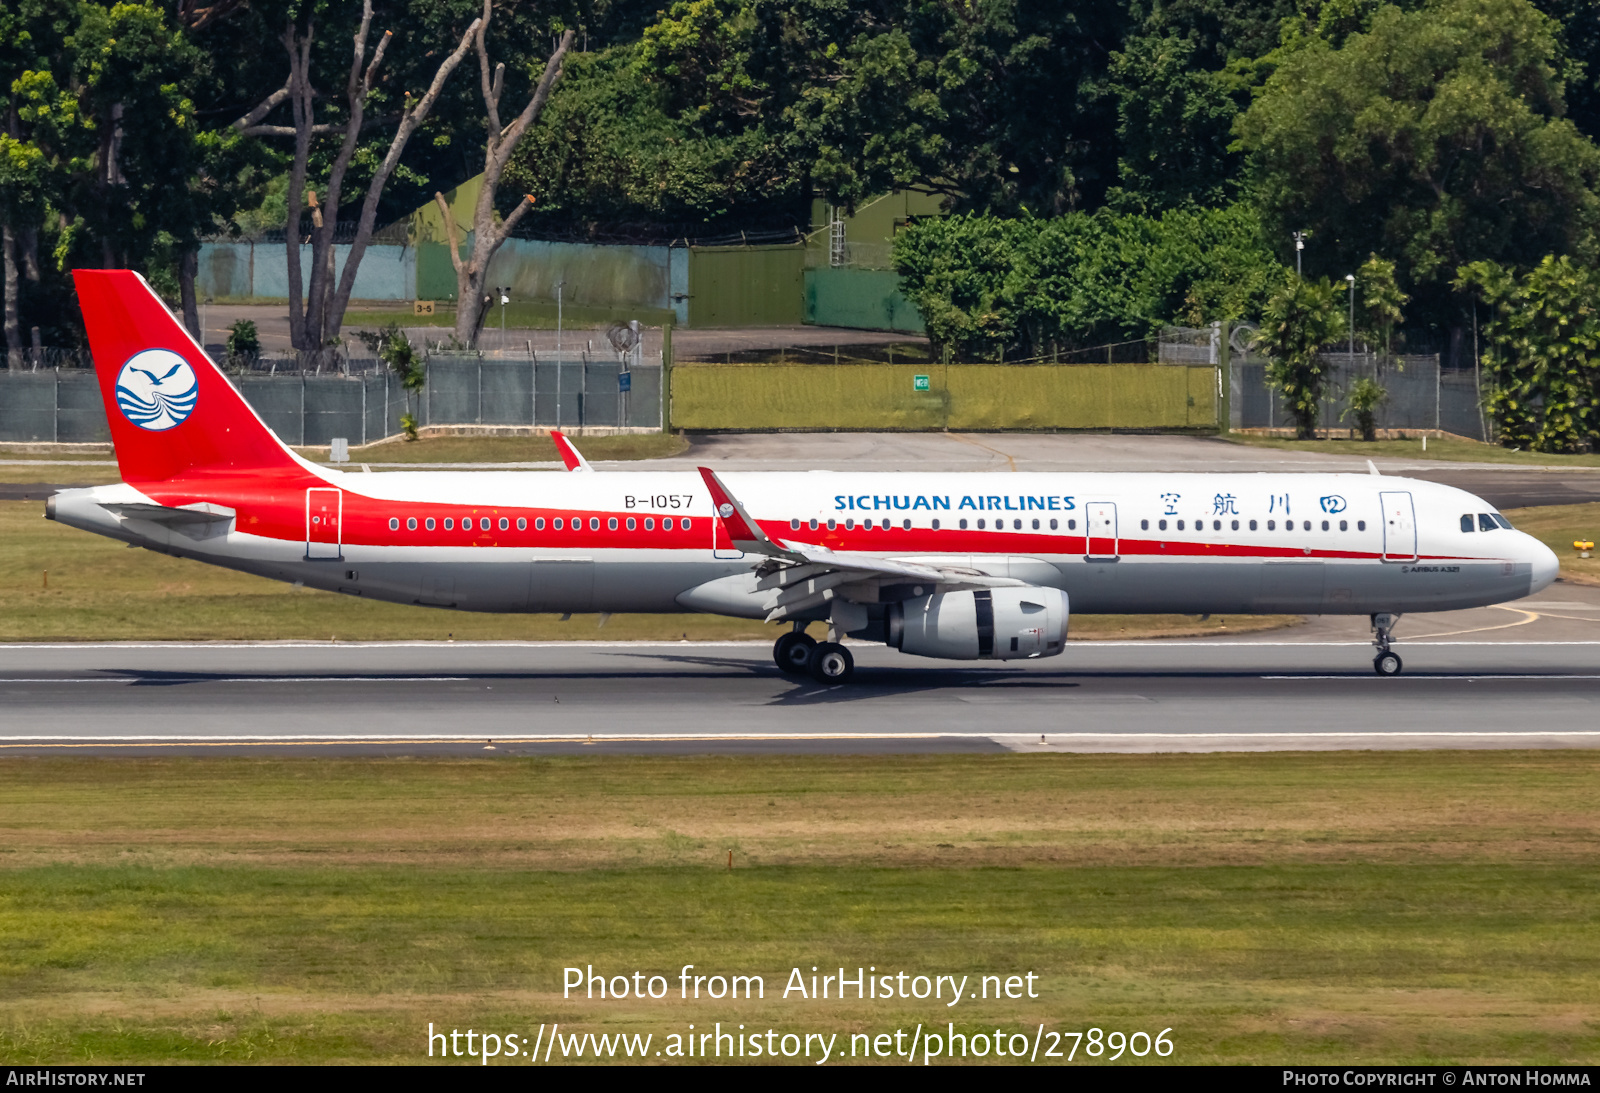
671,363,1220,431
687,246,804,327
803,268,926,334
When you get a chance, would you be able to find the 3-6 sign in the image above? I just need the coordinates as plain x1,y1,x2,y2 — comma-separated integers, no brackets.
913,374,930,391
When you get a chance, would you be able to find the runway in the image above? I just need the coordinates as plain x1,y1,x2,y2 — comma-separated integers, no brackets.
3,587,1597,755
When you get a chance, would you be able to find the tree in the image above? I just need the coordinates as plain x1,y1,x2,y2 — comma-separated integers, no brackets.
1341,375,1388,440
357,321,424,439
1251,273,1347,439
433,5,573,347
233,0,481,359
1456,255,1600,452
1235,0,1600,322
1355,253,1407,368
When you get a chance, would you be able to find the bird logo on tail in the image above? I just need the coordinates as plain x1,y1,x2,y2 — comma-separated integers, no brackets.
114,349,199,431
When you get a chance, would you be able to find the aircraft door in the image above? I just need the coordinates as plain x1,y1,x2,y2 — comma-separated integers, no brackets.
306,488,342,559
1379,490,1417,562
1085,502,1118,560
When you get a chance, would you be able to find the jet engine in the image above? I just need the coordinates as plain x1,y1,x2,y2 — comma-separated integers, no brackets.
887,587,1069,661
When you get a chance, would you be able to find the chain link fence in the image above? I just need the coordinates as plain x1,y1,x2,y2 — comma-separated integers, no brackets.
0,328,665,446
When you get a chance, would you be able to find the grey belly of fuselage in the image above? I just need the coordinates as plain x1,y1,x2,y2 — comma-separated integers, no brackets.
241,551,1531,618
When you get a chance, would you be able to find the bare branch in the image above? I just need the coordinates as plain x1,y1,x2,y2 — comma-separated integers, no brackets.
476,0,501,137
240,122,348,137
348,0,375,100
488,29,574,179
487,194,535,251
433,193,467,276
232,79,290,131
364,31,394,90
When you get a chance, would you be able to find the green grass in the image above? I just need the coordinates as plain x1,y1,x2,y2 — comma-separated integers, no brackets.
0,753,1596,1064
1500,502,1600,586
1225,433,1600,467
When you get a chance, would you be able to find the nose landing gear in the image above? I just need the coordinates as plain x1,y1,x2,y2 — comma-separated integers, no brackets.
1371,612,1403,675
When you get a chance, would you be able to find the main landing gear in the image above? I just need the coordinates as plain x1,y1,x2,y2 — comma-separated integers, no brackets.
772,625,856,683
1371,612,1403,676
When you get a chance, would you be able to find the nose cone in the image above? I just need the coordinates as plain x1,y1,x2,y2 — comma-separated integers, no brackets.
1527,535,1560,595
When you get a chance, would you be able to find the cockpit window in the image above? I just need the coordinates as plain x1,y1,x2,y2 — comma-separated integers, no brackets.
1478,513,1498,531
1460,514,1475,533
1493,513,1513,530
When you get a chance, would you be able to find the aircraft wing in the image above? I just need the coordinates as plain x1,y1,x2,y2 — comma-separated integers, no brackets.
697,466,1028,621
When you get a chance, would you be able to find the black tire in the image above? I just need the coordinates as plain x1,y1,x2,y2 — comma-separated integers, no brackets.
1373,651,1403,676
810,642,854,683
774,631,817,674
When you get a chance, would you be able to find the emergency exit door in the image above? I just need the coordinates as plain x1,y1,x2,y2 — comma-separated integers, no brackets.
1085,502,1118,560
306,488,342,560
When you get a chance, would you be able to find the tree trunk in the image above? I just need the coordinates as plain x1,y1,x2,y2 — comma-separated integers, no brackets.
326,16,481,339
179,248,201,343
444,14,574,347
2,224,20,370
283,22,313,353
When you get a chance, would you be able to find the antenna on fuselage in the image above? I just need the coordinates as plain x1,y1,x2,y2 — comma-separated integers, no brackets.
1367,460,1381,476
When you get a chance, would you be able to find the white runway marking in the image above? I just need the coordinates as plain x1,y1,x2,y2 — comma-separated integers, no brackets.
0,676,470,683
1260,674,1600,680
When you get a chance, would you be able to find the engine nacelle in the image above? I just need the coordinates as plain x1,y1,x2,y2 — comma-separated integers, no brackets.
888,587,1069,661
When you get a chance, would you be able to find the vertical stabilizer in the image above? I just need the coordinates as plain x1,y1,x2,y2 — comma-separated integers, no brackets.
74,269,306,484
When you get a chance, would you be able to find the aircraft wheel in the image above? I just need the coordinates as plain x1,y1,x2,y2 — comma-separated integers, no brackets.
1373,651,1403,676
774,631,817,674
810,642,854,684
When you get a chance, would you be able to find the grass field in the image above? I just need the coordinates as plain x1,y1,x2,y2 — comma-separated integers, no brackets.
292,432,690,465
1225,433,1600,467
1506,503,1600,585
0,752,1595,1064
0,499,1296,642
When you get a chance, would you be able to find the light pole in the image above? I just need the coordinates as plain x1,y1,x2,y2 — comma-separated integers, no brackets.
1345,274,1355,360
1293,231,1308,277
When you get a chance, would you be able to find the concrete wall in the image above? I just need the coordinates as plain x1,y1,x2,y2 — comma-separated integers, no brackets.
198,242,416,302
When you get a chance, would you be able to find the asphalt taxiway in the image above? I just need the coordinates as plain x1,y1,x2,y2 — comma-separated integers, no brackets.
4,584,1597,756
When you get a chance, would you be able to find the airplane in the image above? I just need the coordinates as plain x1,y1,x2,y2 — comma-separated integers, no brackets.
47,270,1559,681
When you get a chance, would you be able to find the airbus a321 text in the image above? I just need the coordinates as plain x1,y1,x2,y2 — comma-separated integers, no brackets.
49,271,1559,681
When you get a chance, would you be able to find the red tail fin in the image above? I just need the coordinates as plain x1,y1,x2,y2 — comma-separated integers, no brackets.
74,269,302,484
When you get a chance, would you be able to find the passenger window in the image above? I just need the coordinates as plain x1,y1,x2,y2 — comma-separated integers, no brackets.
845,518,855,530
1284,521,1291,532
1231,519,1239,531
1012,519,1021,530
662,518,672,530
1303,521,1311,531
517,517,526,530
959,518,968,530
1268,519,1276,530
902,519,910,530
1358,520,1366,531
608,517,618,530
406,517,417,530
553,518,562,530
1479,513,1496,531
1339,520,1347,531
462,514,472,526
476,517,487,531
1249,519,1257,531
535,518,544,530
1177,519,1185,531
1461,514,1474,533
791,518,800,530
1034,518,1042,530
1140,519,1148,530
445,518,454,529
808,518,818,530
626,517,636,530
977,519,986,529
1321,520,1329,531
388,517,398,530
426,518,436,530
1213,520,1221,531
681,518,692,530
1068,519,1076,530
644,517,654,530
1049,519,1058,530
1158,519,1167,531
828,519,836,530
589,518,600,531
499,518,509,531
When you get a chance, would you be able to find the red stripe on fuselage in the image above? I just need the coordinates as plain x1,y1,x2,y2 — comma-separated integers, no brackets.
142,475,1502,564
